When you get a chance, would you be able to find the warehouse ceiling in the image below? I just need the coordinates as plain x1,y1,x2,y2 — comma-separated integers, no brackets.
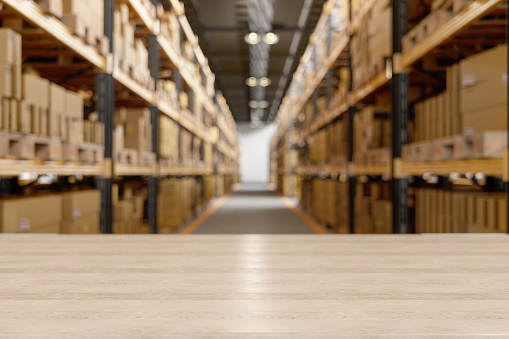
181,0,326,122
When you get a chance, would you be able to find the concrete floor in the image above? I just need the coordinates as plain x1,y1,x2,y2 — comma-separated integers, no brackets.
191,183,317,234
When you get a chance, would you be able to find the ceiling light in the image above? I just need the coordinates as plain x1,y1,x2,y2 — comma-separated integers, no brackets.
259,77,271,87
245,77,257,87
263,32,279,45
244,32,260,44
249,100,269,109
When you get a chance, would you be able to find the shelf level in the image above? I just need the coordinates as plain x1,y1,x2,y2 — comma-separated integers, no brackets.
397,158,505,179
0,159,106,177
400,0,504,69
1,0,107,71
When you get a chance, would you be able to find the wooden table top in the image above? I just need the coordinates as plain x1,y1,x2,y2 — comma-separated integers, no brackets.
1,234,509,338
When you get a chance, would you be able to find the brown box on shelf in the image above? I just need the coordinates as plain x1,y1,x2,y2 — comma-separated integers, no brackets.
49,83,66,137
371,200,392,234
35,0,64,18
17,100,32,134
66,90,83,119
61,190,101,221
0,194,62,233
62,214,100,234
460,45,507,134
0,64,13,98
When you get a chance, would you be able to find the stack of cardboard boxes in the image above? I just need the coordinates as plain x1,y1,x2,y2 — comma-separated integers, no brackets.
157,80,178,109
308,129,328,164
62,0,104,40
83,113,105,145
159,115,179,160
0,28,22,131
158,5,181,53
353,105,391,159
114,3,153,89
0,189,101,234
411,45,507,150
113,184,146,234
351,0,392,90
415,189,508,233
354,182,392,234
114,108,153,154
61,190,101,234
459,44,507,135
328,118,349,166
157,177,200,233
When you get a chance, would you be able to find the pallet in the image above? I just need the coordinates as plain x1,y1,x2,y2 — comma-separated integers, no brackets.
118,58,154,91
0,131,63,161
470,131,508,159
114,148,139,165
60,14,110,56
402,5,453,52
159,157,180,168
403,131,507,162
402,141,434,162
63,142,104,163
366,148,392,165
139,151,156,167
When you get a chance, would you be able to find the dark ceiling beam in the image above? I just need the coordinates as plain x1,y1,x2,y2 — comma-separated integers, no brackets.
209,53,295,60
203,26,314,33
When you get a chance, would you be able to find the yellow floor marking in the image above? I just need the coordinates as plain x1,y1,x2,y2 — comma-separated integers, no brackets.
273,190,328,235
180,185,241,234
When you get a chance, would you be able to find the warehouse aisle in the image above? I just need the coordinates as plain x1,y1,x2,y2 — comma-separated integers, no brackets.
188,183,322,234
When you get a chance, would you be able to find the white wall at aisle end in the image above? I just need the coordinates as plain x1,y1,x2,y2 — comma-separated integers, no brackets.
237,123,276,183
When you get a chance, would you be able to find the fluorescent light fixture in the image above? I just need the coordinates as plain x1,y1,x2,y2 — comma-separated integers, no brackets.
244,32,260,44
249,100,269,109
245,77,258,87
259,77,271,87
263,32,279,45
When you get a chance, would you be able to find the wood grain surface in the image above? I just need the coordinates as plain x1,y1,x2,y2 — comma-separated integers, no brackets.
0,234,509,337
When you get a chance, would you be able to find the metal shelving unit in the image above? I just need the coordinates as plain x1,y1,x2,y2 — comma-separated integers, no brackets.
0,0,240,234
271,0,508,234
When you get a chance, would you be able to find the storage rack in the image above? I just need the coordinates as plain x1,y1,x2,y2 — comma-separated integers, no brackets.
271,0,508,233
0,0,239,233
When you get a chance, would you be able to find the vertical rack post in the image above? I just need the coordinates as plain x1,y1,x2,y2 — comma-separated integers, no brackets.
347,0,356,234
148,1,160,234
391,0,409,234
97,0,115,234
506,5,508,234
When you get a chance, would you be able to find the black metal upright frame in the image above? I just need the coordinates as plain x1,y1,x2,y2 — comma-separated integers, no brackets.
347,0,356,234
391,0,409,234
97,0,115,234
148,2,160,233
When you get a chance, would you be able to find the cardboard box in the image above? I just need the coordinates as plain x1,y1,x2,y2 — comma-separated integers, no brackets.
66,90,84,119
35,0,64,18
0,64,13,97
49,83,66,137
10,99,18,132
460,45,507,134
23,73,50,109
61,190,101,220
17,100,32,133
0,194,62,233
0,28,16,64
62,214,100,234
371,200,392,234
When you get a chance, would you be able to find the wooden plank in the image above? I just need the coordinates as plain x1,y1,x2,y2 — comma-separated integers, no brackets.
400,158,504,177
0,235,509,336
